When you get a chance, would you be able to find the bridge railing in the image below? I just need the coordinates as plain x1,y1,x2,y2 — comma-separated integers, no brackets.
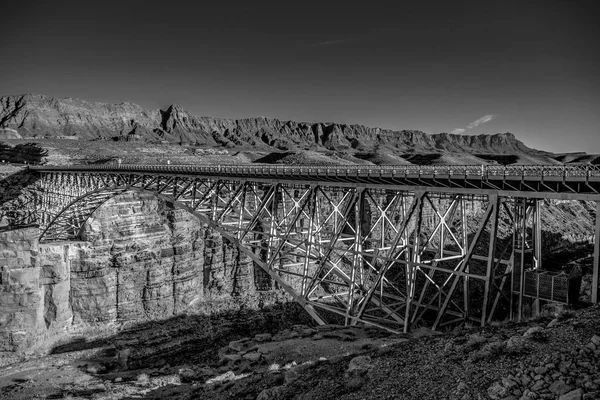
31,163,600,179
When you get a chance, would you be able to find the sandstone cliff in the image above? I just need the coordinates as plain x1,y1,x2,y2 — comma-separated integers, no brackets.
0,94,541,155
0,191,267,353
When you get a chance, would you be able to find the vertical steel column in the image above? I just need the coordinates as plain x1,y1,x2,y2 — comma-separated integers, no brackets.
533,200,542,315
265,184,280,290
211,181,220,221
347,188,364,325
509,202,515,321
462,195,470,321
534,200,542,270
517,198,527,322
481,194,499,326
592,200,600,303
404,192,424,332
301,188,317,297
236,183,247,240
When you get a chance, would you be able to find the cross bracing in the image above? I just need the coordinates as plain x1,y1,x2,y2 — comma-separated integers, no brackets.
1,164,598,333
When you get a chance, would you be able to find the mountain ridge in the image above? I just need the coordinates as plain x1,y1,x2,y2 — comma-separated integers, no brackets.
0,94,546,156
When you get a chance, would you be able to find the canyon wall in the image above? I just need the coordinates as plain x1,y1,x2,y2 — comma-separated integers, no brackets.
1,192,272,354
0,227,41,352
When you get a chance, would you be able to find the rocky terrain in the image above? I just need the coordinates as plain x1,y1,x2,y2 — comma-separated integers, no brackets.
0,304,598,400
2,94,598,166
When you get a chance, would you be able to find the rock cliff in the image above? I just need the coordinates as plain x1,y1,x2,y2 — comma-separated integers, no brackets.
0,192,268,353
0,94,540,154
0,227,41,353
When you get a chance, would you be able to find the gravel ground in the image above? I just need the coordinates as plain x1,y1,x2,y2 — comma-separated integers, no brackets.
180,305,600,400
0,305,598,400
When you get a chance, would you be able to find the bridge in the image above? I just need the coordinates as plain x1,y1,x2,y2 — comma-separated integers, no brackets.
2,163,599,333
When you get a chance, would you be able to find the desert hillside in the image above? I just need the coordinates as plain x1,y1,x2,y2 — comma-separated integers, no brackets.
3,94,595,166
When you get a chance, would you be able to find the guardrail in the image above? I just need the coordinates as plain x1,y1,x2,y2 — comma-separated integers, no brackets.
30,163,600,180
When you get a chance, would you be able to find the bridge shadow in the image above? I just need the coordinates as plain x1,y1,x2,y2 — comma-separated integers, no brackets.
45,300,314,399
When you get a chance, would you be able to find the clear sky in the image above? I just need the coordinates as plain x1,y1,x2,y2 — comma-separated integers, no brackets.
1,0,598,153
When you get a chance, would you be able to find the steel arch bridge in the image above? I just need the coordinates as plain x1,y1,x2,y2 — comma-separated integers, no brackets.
2,163,600,333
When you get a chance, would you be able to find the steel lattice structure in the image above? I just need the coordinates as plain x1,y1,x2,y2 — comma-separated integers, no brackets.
1,164,599,332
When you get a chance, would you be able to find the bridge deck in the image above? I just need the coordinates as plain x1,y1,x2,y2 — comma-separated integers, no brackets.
31,164,600,200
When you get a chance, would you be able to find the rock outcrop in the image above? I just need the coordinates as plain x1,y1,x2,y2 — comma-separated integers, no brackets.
0,128,21,140
0,227,42,352
0,191,269,353
0,94,541,154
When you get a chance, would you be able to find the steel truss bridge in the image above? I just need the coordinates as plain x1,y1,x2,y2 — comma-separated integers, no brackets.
3,163,600,333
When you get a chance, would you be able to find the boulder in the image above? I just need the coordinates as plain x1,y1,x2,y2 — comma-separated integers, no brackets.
242,352,261,362
549,380,573,396
257,385,286,400
559,388,584,400
347,355,372,375
206,371,235,385
254,333,272,342
411,327,442,338
523,326,547,341
506,335,528,353
487,382,509,399
222,354,242,362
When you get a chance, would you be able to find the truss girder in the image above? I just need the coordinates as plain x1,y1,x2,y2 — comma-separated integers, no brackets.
9,170,590,332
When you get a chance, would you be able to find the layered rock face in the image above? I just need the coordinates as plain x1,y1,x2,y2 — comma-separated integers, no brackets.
0,227,42,352
0,128,21,140
0,94,539,154
0,228,84,353
1,192,265,353
0,95,161,141
70,192,257,326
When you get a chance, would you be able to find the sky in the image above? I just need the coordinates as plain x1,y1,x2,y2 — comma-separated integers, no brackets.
1,0,598,153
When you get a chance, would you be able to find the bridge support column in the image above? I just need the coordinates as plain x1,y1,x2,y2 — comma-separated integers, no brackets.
510,198,538,322
480,194,499,326
593,200,600,304
533,200,542,316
